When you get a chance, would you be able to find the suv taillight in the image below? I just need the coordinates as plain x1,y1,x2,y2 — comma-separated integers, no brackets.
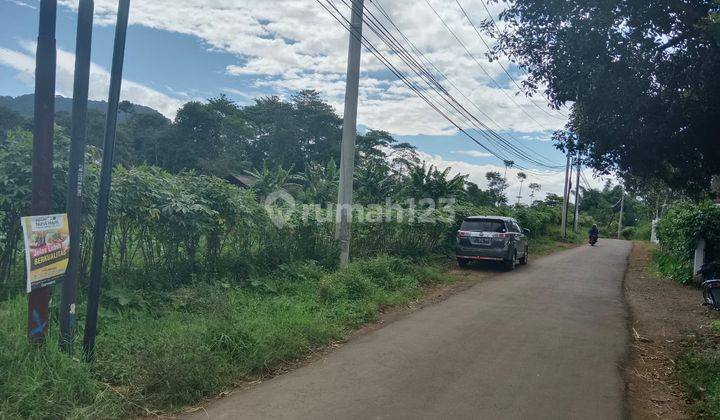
493,232,510,239
457,230,470,238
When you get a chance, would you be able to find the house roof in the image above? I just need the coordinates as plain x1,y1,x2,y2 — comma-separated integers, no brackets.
225,173,258,188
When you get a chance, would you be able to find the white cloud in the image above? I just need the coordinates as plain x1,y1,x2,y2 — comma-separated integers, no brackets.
0,41,183,118
7,0,37,9
53,0,568,136
452,150,493,158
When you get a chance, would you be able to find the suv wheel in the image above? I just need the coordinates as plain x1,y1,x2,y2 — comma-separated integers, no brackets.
457,258,469,268
505,252,516,271
519,247,528,265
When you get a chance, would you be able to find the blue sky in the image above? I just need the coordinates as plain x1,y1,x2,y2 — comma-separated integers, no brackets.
0,0,605,199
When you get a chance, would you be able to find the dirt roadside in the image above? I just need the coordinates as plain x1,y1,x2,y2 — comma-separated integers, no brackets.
624,241,720,419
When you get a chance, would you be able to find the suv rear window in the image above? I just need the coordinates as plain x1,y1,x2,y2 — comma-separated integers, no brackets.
460,219,506,232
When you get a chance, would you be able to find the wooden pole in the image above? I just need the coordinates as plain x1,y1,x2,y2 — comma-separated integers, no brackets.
28,0,57,345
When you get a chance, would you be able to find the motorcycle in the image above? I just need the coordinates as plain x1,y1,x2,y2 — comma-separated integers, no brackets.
589,234,598,246
702,279,720,311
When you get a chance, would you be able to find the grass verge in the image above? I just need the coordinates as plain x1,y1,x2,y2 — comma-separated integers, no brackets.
0,255,451,418
678,325,720,419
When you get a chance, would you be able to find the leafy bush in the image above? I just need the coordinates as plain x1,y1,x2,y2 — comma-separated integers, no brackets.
631,223,652,241
652,248,694,284
0,297,124,419
621,226,635,240
0,256,446,417
679,339,720,419
656,201,720,282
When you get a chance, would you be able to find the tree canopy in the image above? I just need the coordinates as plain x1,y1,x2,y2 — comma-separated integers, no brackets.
494,0,720,196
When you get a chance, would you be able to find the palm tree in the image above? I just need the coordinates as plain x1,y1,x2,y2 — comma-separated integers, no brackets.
355,163,397,203
245,162,302,199
528,182,542,201
516,172,527,204
297,159,339,204
502,159,515,192
405,162,467,201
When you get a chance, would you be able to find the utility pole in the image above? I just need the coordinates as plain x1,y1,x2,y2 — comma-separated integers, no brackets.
83,0,130,361
572,150,581,233
60,0,93,354
28,0,57,345
560,152,571,239
336,0,364,269
617,186,625,239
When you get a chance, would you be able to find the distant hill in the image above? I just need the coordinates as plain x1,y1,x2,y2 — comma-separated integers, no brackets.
0,94,167,123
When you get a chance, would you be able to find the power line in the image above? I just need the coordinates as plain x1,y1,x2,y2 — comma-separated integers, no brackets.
367,0,563,169
318,0,565,175
421,0,554,132
358,0,564,169
335,0,530,165
474,0,570,117
316,0,509,162
453,0,568,120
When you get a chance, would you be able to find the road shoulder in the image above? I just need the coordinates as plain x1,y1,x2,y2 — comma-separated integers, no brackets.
623,241,718,418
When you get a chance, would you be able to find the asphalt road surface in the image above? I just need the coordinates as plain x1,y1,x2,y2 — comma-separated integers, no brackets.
193,239,632,420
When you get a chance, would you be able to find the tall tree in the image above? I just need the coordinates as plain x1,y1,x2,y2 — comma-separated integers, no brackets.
495,0,720,196
485,171,509,206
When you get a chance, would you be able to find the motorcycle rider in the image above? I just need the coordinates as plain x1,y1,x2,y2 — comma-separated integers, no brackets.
588,224,599,241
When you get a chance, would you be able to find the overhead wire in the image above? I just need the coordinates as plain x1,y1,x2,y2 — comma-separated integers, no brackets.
315,0,514,163
452,0,568,120
367,0,563,169
354,0,561,169
420,0,554,133
317,0,564,176
475,0,570,117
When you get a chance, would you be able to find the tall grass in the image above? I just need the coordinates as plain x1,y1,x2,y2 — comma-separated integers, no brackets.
0,256,449,418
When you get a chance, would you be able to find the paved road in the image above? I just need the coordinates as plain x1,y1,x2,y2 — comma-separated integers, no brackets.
193,239,632,420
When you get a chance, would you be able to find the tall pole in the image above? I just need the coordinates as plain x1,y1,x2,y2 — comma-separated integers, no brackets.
573,150,581,233
617,186,625,239
28,0,57,345
560,152,571,239
60,0,94,354
336,0,364,269
83,0,130,361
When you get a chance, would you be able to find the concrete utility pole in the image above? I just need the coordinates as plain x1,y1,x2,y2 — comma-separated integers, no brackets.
617,186,625,239
28,0,57,345
560,152,571,239
83,0,130,361
336,0,364,269
573,151,581,233
60,0,94,354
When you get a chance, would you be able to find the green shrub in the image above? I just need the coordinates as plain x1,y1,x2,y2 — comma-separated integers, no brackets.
0,297,124,419
656,201,720,282
632,223,652,241
0,255,448,417
621,226,635,240
679,344,720,419
652,249,694,284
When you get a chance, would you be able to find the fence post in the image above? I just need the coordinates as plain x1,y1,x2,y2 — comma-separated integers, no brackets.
694,238,706,276
650,219,659,244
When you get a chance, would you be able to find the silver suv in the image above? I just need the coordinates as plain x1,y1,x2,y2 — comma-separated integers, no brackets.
455,216,530,270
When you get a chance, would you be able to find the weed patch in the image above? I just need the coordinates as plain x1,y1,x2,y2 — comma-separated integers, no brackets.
0,256,448,417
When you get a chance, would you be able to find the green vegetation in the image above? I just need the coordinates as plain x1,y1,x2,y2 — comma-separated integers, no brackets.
0,91,632,418
655,201,720,283
496,0,720,196
0,256,453,418
678,332,720,419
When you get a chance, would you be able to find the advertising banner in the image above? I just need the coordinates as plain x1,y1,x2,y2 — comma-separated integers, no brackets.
21,213,70,292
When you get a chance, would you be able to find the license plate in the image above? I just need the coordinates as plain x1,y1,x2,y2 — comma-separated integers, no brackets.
470,237,490,245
